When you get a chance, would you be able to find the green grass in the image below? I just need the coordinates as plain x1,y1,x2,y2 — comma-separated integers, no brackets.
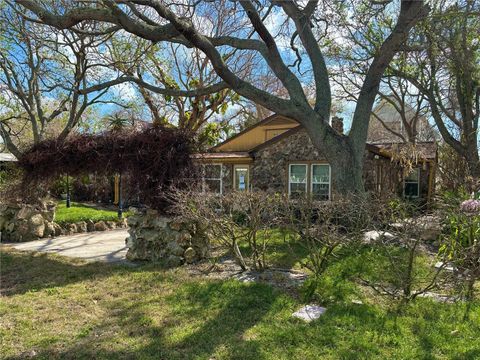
54,201,127,225
1,244,479,359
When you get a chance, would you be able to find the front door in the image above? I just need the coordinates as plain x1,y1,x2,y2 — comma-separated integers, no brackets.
234,165,249,191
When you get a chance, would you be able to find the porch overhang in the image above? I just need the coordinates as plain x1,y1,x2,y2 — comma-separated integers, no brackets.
192,152,253,164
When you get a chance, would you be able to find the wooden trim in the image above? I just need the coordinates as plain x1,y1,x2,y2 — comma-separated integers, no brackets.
286,160,330,198
233,164,250,191
403,167,420,198
264,127,295,142
195,157,253,164
251,126,302,153
310,163,332,200
211,114,295,151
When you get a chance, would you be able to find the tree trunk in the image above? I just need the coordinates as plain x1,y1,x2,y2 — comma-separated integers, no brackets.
329,149,365,195
303,115,366,194
465,145,480,180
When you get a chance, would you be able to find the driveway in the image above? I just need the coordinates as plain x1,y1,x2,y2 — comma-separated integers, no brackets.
8,229,130,263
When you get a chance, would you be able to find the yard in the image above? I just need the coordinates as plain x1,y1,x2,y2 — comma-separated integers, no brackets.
54,201,125,225
1,235,479,360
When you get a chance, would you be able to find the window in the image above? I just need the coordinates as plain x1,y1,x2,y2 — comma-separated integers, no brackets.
203,164,222,194
289,164,307,197
234,165,249,191
404,168,419,198
311,164,330,200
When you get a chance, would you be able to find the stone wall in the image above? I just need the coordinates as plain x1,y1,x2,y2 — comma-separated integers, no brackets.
125,210,209,265
0,201,58,242
0,201,127,242
251,128,326,192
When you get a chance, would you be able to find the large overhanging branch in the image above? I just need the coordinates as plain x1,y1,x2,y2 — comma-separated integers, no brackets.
279,0,331,119
79,76,229,97
127,0,296,115
16,0,296,116
240,0,307,105
349,0,430,152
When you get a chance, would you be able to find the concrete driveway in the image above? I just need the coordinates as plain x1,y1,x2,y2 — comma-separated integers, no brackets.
8,229,130,263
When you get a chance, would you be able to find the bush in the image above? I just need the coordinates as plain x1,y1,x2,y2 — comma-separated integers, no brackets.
171,190,280,270
16,126,197,212
440,198,480,318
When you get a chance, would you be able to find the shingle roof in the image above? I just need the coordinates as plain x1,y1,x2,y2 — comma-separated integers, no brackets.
369,142,437,160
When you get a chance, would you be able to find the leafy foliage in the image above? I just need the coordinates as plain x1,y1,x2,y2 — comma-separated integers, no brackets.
17,126,197,212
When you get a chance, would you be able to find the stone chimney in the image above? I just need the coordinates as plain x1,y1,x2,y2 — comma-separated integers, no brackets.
331,116,344,135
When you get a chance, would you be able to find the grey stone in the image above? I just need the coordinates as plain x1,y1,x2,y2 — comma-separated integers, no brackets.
67,223,78,234
146,209,159,217
184,247,196,263
106,221,117,230
0,216,8,230
292,305,327,322
53,223,63,237
169,220,183,231
28,216,45,238
86,220,95,232
152,216,169,229
16,207,33,220
29,214,44,227
165,255,183,267
44,221,56,237
177,231,192,245
166,241,184,256
6,222,15,232
127,215,140,227
363,230,395,244
94,221,108,231
76,221,88,233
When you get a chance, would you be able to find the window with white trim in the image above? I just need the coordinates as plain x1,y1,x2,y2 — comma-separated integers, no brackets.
234,165,249,191
289,164,307,197
311,164,331,200
404,168,419,198
203,164,222,194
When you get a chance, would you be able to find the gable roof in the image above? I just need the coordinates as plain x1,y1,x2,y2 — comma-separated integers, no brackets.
0,153,17,162
207,114,435,162
212,114,298,152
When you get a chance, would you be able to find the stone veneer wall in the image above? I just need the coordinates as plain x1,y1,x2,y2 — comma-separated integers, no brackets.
0,201,57,242
251,129,327,193
125,210,209,265
0,201,127,242
221,164,233,193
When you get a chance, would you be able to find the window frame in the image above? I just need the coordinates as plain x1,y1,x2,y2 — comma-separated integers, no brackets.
288,163,308,197
202,163,223,194
403,167,420,198
233,164,250,191
310,163,331,200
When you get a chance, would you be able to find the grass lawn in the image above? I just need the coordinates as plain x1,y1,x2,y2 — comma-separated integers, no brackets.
54,201,126,225
1,240,479,359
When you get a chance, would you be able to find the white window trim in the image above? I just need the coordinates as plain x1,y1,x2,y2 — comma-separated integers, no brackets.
311,163,331,200
404,168,420,198
233,164,250,191
288,163,308,197
202,163,223,194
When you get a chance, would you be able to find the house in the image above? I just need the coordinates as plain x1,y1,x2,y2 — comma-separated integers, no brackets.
368,98,437,144
195,114,437,203
0,152,17,170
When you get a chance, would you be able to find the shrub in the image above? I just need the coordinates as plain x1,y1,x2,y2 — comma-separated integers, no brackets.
279,195,377,279
171,190,281,271
361,200,450,305
16,126,197,212
440,200,480,318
